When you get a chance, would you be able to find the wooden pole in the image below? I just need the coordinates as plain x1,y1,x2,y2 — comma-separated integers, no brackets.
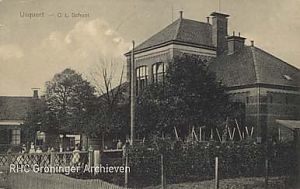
102,132,105,149
130,40,135,146
215,157,219,189
161,154,165,189
295,129,300,188
265,158,268,189
199,127,202,141
229,128,236,141
174,127,179,140
125,153,128,188
192,127,198,141
216,128,222,142
245,127,249,137
228,127,232,140
278,128,281,142
235,119,243,140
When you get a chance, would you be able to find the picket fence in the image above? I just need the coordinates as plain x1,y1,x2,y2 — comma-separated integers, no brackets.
8,172,128,189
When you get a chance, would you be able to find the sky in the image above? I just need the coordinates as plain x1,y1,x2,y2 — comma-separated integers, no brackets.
0,0,300,96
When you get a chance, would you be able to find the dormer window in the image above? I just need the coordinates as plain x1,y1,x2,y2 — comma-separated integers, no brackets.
152,62,166,84
283,75,292,81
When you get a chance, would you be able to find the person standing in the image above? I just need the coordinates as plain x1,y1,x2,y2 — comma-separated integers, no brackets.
71,145,80,166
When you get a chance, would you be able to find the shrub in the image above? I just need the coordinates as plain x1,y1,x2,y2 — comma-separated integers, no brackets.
126,140,296,187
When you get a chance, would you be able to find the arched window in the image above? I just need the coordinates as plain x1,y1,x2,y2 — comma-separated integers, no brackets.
152,62,166,83
136,66,148,94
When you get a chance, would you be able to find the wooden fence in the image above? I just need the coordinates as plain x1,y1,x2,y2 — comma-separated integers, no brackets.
0,151,89,167
9,172,128,189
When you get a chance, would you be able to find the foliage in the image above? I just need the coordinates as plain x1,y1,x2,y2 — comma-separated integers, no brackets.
23,98,52,142
85,100,129,138
43,68,97,133
126,140,296,187
24,66,129,141
136,55,231,139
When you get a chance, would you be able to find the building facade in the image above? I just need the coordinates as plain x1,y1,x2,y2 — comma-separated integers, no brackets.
125,12,300,142
0,90,40,153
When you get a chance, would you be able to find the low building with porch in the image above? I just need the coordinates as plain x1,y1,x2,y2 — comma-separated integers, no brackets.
0,92,39,153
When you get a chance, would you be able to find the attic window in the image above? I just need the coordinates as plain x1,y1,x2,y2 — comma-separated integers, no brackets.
283,75,292,81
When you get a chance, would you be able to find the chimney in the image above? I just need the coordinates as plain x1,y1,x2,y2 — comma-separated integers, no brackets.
227,33,246,55
210,12,230,56
251,40,254,47
32,88,39,99
206,17,210,23
179,11,183,19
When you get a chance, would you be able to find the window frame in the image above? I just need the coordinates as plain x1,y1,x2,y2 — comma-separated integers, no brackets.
11,129,21,145
136,65,149,94
152,62,166,84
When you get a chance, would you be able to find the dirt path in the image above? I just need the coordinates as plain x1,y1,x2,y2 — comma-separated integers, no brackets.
143,177,288,189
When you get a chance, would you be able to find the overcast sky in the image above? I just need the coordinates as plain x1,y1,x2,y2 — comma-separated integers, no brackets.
0,0,300,96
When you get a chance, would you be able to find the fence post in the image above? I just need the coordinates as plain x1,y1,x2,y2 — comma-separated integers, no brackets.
265,158,268,189
215,157,219,189
93,150,100,176
50,148,55,166
161,154,165,189
88,146,94,168
124,152,128,188
7,152,12,167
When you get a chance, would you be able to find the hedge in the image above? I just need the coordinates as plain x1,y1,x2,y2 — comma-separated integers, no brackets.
126,140,296,187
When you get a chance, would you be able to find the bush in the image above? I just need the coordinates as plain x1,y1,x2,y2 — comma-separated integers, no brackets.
126,140,296,187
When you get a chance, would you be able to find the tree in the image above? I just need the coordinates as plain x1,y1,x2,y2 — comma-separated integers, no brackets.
23,97,51,143
87,58,129,138
136,55,231,139
45,68,97,133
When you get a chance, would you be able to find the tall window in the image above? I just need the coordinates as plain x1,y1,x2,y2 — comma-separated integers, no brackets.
152,62,166,83
136,66,148,94
269,95,273,104
246,97,249,104
11,129,21,145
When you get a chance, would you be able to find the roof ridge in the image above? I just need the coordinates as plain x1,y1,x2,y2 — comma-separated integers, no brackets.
181,18,210,25
174,18,183,40
133,19,180,52
250,46,260,83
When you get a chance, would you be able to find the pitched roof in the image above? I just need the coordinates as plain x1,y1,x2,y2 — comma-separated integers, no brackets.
0,96,35,120
209,46,300,89
132,18,213,53
98,82,129,105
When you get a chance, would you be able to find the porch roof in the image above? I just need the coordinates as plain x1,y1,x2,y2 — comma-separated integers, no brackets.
276,120,300,130
0,120,24,126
